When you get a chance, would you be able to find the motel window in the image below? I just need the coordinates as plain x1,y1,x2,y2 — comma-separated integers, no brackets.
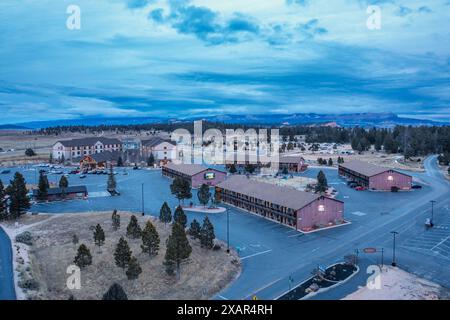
318,205,325,212
387,175,394,181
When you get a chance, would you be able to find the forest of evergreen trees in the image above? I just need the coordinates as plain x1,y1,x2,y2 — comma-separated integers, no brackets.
36,122,449,158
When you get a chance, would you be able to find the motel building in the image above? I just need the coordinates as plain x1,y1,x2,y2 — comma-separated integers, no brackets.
338,160,412,191
141,137,177,165
215,175,344,232
162,163,227,188
225,154,308,173
52,137,122,162
278,155,308,173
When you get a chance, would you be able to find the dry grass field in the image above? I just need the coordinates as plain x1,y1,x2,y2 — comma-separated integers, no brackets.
23,212,240,300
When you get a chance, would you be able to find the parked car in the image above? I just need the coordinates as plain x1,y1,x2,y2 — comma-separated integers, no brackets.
411,185,422,189
355,186,366,191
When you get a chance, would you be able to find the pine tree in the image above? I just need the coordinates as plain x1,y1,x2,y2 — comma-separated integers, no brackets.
245,164,255,174
173,206,187,229
112,210,121,231
102,283,128,300
141,220,160,256
37,172,49,201
159,202,172,226
114,237,132,269
126,256,142,280
200,216,215,249
117,156,123,167
170,177,192,205
315,170,328,193
93,224,105,248
0,180,7,221
59,175,69,198
188,219,201,240
197,184,211,207
328,158,333,166
164,223,192,277
72,234,79,245
6,172,30,219
74,244,92,268
25,148,36,157
147,153,155,167
107,164,117,193
126,215,142,238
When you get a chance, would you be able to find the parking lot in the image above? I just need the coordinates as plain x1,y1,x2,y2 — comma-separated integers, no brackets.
1,163,447,299
400,208,450,261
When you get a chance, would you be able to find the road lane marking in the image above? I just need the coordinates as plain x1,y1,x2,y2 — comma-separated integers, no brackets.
431,235,450,251
240,249,272,260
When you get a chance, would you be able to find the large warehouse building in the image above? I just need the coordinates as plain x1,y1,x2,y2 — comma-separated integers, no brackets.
216,175,344,232
338,160,412,191
162,163,227,188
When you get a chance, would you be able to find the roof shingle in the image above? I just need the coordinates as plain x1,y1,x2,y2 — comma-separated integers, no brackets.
217,175,321,211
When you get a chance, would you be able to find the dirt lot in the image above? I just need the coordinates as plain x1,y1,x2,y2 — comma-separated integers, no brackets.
286,143,425,172
22,211,240,300
343,266,450,300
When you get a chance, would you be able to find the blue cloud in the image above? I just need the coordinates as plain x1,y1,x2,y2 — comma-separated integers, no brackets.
286,0,309,6
148,8,165,23
148,3,261,45
126,0,154,9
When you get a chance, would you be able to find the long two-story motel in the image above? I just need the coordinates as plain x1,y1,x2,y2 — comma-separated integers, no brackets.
215,175,344,232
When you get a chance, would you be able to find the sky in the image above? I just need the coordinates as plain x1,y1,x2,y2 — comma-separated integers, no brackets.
0,0,449,124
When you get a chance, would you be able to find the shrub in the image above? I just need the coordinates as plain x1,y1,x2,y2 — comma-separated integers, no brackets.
15,232,33,245
213,244,221,251
18,278,40,291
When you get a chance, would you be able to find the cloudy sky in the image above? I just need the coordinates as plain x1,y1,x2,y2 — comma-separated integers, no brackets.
0,0,449,124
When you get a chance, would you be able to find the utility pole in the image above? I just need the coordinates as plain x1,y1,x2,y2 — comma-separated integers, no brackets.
390,231,398,267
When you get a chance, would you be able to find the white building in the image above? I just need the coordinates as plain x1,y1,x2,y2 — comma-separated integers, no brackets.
52,137,122,162
141,137,177,164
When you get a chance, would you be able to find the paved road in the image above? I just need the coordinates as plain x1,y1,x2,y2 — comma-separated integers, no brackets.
216,155,450,300
0,227,16,300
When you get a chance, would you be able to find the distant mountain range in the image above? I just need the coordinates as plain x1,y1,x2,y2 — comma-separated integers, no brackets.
1,113,447,130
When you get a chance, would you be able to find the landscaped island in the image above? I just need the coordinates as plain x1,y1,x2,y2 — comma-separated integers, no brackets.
7,211,240,300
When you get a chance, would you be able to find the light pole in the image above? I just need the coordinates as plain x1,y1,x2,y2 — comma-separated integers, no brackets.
430,200,436,226
226,208,230,254
141,183,145,216
390,231,398,267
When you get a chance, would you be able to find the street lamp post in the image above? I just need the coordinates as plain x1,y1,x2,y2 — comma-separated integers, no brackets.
390,231,398,267
141,183,145,216
430,200,436,226
226,208,230,254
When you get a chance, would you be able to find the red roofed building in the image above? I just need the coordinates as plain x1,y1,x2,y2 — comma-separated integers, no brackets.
339,160,412,191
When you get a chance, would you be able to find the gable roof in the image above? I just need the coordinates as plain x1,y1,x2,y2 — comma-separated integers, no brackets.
55,137,122,148
164,163,224,176
339,160,397,177
217,175,323,211
279,155,305,164
141,137,176,148
32,185,87,196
